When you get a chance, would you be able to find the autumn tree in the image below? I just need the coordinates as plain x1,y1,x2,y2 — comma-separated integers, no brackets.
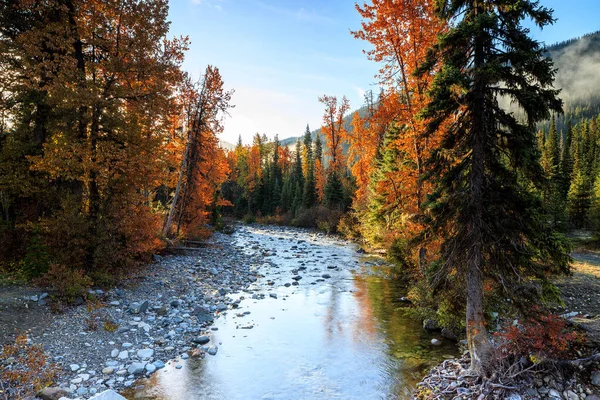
418,0,570,373
164,67,233,236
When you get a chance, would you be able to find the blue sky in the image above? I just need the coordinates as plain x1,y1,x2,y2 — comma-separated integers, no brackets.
168,0,600,144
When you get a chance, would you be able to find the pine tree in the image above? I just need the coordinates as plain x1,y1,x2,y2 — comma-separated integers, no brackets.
568,135,592,227
419,0,570,373
291,139,304,214
559,121,574,198
324,171,344,210
302,126,316,208
544,117,567,229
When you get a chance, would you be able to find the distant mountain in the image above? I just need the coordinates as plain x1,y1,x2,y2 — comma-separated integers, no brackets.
219,140,236,151
280,105,370,150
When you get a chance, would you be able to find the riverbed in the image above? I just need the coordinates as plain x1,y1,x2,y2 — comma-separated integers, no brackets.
130,225,457,400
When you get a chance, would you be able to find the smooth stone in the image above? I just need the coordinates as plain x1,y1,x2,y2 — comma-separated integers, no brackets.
181,353,189,359
175,365,183,369
127,362,146,375
122,343,133,348
145,363,157,374
102,367,115,375
137,348,154,360
152,360,166,369
110,349,119,358
117,350,128,360
69,364,80,372
76,387,88,396
321,274,331,279
549,389,562,399
431,338,442,346
592,371,600,387
192,336,210,345
87,390,128,400
269,293,277,299
37,387,68,400
207,346,218,356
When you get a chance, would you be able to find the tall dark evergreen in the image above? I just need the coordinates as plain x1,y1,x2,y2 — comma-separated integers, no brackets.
302,125,316,208
419,0,570,373
559,121,574,198
291,139,304,213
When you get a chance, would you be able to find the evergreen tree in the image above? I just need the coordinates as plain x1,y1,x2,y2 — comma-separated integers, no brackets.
302,126,316,208
291,139,304,214
419,0,570,373
324,171,344,210
559,121,574,198
568,137,592,227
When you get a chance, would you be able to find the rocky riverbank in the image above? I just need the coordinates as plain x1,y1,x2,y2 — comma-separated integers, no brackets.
3,227,275,399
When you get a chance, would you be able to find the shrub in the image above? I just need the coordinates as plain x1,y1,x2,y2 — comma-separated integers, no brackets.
39,263,92,303
493,314,585,363
0,334,58,399
242,213,256,224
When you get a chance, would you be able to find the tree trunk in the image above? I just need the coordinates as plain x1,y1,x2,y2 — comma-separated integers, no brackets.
467,4,491,374
163,126,192,236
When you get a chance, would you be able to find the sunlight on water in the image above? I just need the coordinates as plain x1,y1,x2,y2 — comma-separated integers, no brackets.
129,226,457,400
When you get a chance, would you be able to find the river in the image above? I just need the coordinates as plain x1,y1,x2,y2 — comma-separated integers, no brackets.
130,225,457,399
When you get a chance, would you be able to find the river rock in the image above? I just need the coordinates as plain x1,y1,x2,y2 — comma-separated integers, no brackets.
127,362,146,375
110,349,119,358
69,364,80,372
153,360,166,369
549,389,562,399
441,328,459,342
37,387,68,400
269,293,277,299
102,367,115,375
129,300,150,314
423,319,439,331
592,371,600,387
431,338,442,346
137,348,154,360
145,363,157,374
207,345,218,356
321,274,331,279
118,350,128,360
88,390,128,400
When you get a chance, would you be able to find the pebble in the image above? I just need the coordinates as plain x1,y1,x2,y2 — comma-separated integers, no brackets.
69,364,80,372
111,349,119,358
431,339,442,346
207,345,218,356
102,367,115,375
117,350,128,360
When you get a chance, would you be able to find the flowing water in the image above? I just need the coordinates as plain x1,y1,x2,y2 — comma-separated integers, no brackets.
131,225,457,400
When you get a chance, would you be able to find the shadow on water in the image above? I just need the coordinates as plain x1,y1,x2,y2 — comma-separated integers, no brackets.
127,226,457,400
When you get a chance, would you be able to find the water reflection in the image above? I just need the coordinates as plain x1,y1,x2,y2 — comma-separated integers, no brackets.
129,227,457,400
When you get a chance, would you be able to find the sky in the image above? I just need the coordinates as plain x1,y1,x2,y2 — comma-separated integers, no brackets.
167,0,600,145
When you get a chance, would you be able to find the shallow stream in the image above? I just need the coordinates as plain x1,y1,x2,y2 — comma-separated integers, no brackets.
131,225,457,399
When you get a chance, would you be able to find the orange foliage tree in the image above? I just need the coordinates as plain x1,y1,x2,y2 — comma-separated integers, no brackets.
318,95,350,173
351,0,444,260
164,67,233,237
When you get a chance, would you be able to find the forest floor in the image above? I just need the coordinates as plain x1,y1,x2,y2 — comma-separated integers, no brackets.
556,248,600,346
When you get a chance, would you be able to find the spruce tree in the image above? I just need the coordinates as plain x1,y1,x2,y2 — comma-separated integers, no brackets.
419,0,570,373
559,121,574,198
302,126,316,208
